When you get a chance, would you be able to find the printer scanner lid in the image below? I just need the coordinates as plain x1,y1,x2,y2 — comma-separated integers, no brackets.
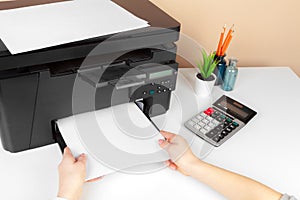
0,0,180,71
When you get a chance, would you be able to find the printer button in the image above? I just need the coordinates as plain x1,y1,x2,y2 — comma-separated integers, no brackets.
157,90,162,94
149,90,155,95
143,91,147,95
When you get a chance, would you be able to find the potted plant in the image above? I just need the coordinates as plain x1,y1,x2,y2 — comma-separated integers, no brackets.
194,50,219,97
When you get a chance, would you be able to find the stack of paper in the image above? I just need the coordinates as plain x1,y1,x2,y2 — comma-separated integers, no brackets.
57,102,169,180
0,0,149,54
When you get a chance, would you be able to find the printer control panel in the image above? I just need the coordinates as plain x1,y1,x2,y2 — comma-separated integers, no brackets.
130,65,177,100
140,82,172,97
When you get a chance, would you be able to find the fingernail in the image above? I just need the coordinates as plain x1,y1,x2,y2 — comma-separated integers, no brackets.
158,139,164,144
170,165,177,170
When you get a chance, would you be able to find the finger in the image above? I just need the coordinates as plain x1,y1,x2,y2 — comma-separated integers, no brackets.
164,160,171,167
85,176,104,183
160,130,175,141
165,159,177,169
63,147,76,163
158,139,169,149
77,153,87,165
169,163,177,170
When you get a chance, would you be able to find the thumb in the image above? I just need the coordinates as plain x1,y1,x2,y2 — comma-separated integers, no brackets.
63,147,76,163
158,139,170,149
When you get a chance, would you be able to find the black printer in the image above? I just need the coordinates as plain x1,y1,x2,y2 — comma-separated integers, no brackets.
0,0,180,153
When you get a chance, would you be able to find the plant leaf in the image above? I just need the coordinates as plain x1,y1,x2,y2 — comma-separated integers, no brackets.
202,50,209,78
197,50,220,79
207,61,217,77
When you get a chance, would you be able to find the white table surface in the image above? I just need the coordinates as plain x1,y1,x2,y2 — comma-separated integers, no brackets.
0,67,299,200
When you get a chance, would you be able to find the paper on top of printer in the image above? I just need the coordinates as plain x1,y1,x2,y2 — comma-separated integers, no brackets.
57,102,169,180
0,0,149,54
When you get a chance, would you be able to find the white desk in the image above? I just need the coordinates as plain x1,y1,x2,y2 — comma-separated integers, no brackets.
0,67,299,200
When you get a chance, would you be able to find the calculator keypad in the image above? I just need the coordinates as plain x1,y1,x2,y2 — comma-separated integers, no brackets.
185,107,241,146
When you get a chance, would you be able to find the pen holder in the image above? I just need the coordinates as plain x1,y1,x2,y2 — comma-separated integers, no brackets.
213,54,227,86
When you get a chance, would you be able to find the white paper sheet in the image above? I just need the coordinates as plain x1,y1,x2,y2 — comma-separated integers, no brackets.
0,0,149,54
57,103,169,180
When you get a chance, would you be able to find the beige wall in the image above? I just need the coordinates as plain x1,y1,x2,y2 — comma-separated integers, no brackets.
150,0,300,77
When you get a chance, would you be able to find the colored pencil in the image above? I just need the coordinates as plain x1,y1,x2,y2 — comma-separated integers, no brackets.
221,33,233,56
216,25,226,56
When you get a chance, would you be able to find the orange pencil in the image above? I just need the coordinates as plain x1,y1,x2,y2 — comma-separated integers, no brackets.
221,33,233,56
216,25,226,56
220,24,234,55
223,24,234,44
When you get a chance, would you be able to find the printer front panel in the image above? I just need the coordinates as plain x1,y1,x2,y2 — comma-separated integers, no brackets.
0,73,39,152
0,46,178,153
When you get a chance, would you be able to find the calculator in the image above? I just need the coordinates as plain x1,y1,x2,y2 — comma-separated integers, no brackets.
185,95,257,147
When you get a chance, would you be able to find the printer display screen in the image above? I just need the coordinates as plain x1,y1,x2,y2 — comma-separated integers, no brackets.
149,69,172,80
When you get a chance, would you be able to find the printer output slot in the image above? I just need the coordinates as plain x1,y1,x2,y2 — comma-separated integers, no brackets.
121,49,153,64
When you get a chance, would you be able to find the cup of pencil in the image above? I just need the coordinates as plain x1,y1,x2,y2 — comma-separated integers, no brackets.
214,24,234,85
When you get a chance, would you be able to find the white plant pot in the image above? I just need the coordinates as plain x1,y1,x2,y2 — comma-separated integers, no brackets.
194,73,216,97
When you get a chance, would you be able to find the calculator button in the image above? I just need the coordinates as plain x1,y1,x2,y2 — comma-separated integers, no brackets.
211,113,218,118
208,122,216,128
198,122,206,127
200,128,208,134
204,110,211,115
226,127,232,132
218,123,225,129
200,113,207,118
212,119,219,125
205,130,218,138
218,134,224,139
204,107,214,116
215,126,222,132
224,121,229,126
229,124,236,130
204,125,212,131
206,116,214,122
221,130,229,136
188,121,195,126
207,107,214,113
202,119,209,124
232,122,239,127
196,115,203,120
226,118,232,123
212,136,221,142
216,117,224,122
192,118,200,123
193,124,201,130
220,115,226,119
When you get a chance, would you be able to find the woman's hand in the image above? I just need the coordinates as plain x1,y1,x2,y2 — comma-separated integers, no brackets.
158,130,199,176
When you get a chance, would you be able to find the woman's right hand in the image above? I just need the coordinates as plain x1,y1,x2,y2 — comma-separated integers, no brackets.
158,130,200,176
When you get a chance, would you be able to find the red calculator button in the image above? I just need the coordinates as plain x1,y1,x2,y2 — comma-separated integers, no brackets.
207,107,214,113
204,110,210,115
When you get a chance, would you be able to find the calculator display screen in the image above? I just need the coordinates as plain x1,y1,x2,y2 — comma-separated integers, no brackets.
219,101,248,118
213,95,257,124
